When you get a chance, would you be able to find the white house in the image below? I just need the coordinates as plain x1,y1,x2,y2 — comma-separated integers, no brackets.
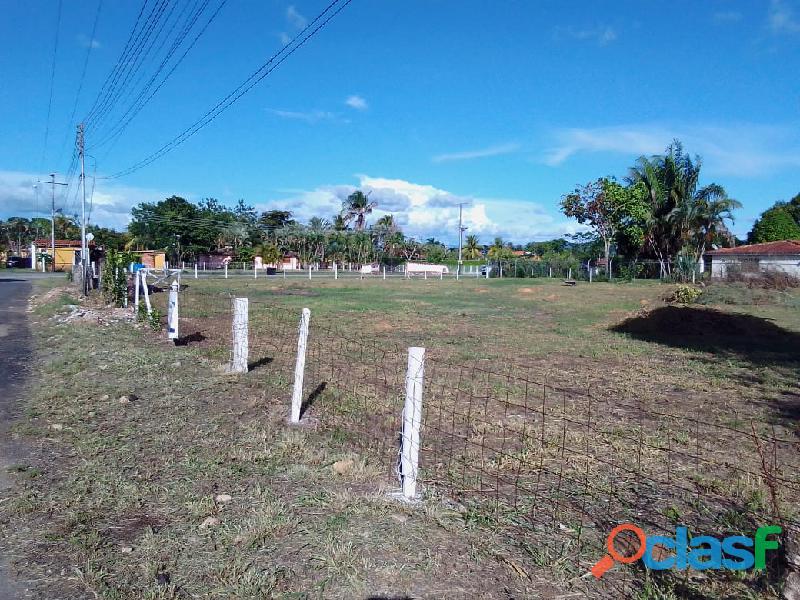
705,240,800,279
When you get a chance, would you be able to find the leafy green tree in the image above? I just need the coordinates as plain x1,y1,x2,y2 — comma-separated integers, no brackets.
259,210,295,239
749,207,800,243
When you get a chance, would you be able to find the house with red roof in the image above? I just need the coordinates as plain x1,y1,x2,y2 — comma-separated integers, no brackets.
705,240,800,279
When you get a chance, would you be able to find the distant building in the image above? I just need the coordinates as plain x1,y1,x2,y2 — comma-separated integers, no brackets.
705,240,800,278
135,250,167,270
33,239,94,272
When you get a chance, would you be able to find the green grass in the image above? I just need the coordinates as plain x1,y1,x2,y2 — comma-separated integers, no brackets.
2,276,797,598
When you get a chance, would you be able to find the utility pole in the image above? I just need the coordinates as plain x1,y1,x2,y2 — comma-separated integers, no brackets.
77,123,88,294
47,173,67,272
457,203,467,278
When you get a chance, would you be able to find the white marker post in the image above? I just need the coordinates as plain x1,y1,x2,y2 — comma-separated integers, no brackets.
230,298,249,373
401,346,425,500
194,264,198,279
309,265,312,280
290,308,311,423
134,270,140,311
254,262,257,279
141,271,153,315
168,281,179,340
334,262,338,280
225,264,228,279
383,266,386,280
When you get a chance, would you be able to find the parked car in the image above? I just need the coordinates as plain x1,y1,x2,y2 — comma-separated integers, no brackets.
5,256,32,269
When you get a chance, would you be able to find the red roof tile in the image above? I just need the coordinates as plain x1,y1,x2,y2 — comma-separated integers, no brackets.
706,240,800,256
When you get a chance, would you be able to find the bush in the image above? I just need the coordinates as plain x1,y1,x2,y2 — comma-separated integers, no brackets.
670,285,702,304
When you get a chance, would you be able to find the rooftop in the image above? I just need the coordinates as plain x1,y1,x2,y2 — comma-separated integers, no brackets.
706,240,800,256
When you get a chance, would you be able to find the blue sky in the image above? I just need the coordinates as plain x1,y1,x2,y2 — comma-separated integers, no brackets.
1,0,799,244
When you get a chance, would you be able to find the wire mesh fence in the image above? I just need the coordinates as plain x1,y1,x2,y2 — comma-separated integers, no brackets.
172,286,799,596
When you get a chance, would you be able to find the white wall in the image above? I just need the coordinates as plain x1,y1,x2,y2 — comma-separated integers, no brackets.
711,256,800,278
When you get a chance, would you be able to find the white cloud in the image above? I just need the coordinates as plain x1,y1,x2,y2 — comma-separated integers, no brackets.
554,25,617,46
543,123,800,177
267,108,338,124
768,0,800,33
77,34,101,49
432,143,520,164
713,10,742,22
258,175,579,244
0,170,169,231
286,5,307,29
344,95,368,111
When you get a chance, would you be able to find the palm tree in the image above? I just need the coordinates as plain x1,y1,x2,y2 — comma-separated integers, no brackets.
627,140,738,277
307,217,331,265
464,234,481,259
341,190,377,231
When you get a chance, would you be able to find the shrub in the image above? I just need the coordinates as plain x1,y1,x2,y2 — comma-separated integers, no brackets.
670,285,702,304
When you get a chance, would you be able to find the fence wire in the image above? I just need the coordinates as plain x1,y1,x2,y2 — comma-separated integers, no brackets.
173,287,799,597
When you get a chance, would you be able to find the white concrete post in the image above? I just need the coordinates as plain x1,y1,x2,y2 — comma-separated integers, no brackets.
122,269,128,307
168,281,179,340
141,271,153,315
334,262,338,279
549,266,552,278
401,346,425,499
30,243,37,271
440,270,443,280
225,264,228,279
230,298,249,373
134,270,140,311
182,261,185,270
383,266,386,280
309,266,312,280
41,258,46,272
194,264,198,279
589,262,593,283
568,267,572,280
254,262,257,279
283,269,286,279
485,266,489,279
290,308,311,423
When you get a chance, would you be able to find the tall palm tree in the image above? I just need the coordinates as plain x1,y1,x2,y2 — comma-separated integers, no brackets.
464,234,481,259
627,140,738,276
341,190,377,231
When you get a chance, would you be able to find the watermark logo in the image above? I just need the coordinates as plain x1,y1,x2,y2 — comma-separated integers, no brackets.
591,523,782,578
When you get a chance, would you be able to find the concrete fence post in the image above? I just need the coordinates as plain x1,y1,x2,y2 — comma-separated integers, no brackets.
141,271,153,315
309,266,312,280
225,264,228,279
383,266,386,280
168,281,179,340
334,262,338,280
254,262,257,279
134,270,140,311
549,266,552,278
194,264,198,279
568,267,572,280
588,262,593,283
230,297,249,373
401,346,425,500
290,307,311,423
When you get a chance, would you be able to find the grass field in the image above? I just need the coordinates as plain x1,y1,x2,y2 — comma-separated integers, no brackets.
2,276,798,598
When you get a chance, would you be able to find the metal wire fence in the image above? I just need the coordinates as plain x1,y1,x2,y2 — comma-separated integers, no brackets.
170,286,799,597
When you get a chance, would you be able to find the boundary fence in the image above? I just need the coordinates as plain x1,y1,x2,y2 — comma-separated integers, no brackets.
137,283,800,597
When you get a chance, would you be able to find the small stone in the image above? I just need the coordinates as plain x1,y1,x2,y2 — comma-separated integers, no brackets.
118,396,130,404
99,364,108,371
49,424,63,431
391,513,408,524
215,494,232,504
199,516,220,529
100,394,109,401
88,411,95,417
120,546,133,554
332,458,354,475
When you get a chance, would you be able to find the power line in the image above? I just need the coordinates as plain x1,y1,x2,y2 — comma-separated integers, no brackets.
82,0,153,127
55,0,104,166
104,0,354,180
86,0,172,134
91,0,228,151
39,0,64,170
